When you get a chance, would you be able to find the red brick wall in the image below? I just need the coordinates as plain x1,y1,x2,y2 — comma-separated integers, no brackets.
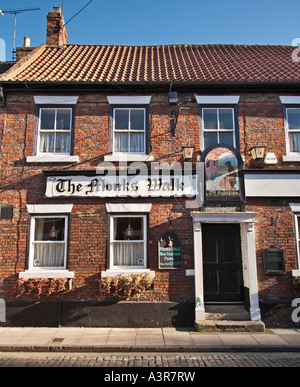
246,198,300,300
0,90,299,303
238,93,286,168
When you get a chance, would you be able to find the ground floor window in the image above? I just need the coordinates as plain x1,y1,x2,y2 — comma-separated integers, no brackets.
29,215,68,270
110,215,147,269
296,215,300,266
289,203,300,277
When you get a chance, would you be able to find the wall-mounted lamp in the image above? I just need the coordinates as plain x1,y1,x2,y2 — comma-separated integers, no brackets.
169,91,178,104
251,145,266,160
182,145,195,161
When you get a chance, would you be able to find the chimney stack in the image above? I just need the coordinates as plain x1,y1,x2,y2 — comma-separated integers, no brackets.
46,6,68,47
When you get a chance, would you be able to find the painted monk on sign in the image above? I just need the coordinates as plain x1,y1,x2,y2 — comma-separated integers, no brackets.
216,161,237,190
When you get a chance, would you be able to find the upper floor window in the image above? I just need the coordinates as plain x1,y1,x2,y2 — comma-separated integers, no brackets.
38,108,72,154
26,96,79,163
202,107,235,148
285,108,300,154
196,96,240,151
113,108,146,154
105,96,153,162
280,96,300,161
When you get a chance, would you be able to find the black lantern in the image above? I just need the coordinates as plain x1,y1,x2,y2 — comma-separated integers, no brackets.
251,145,266,160
182,145,195,161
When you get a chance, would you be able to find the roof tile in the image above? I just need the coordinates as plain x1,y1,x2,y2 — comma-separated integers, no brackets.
1,44,300,84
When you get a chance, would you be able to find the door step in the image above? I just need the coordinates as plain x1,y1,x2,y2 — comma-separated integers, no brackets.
195,320,265,332
205,305,250,321
194,305,265,332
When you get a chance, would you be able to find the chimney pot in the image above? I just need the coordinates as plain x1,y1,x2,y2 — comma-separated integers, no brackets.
23,37,30,48
53,6,62,14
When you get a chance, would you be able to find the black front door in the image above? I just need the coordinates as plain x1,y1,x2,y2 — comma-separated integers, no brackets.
202,223,244,302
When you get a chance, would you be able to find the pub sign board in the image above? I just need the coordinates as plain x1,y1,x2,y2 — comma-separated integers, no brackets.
201,144,244,202
158,232,182,269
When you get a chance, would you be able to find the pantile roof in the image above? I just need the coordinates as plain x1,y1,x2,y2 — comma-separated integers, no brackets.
1,43,300,84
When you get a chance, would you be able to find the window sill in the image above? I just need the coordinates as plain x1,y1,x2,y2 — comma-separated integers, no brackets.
101,269,155,278
104,155,154,162
282,155,300,162
26,155,79,163
19,270,74,279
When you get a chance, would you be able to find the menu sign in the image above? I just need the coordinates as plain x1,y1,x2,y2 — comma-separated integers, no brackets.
158,232,182,269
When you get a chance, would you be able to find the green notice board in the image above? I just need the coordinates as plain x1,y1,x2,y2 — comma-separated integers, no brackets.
158,232,182,269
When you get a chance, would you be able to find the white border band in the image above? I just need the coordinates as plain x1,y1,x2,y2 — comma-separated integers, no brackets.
196,96,240,104
107,96,152,105
280,96,300,104
26,204,73,214
105,203,152,213
34,96,79,105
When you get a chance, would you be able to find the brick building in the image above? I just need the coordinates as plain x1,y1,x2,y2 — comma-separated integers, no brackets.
0,6,300,328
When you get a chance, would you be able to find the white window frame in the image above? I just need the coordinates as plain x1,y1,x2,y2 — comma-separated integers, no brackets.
109,214,147,270
201,107,236,149
112,107,146,155
280,97,300,162
20,204,74,278
27,96,79,163
36,107,73,156
102,203,154,277
290,203,300,277
28,215,68,271
105,96,153,162
295,214,300,270
284,107,300,156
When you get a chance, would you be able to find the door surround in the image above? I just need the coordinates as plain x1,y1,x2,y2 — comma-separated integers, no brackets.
191,211,261,322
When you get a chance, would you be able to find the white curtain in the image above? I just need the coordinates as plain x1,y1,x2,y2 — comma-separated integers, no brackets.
115,133,129,152
113,242,144,266
290,133,300,153
130,133,144,152
115,133,144,153
39,133,70,153
34,243,65,267
39,133,54,153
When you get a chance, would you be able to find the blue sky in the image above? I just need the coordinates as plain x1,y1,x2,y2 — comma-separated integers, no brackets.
0,0,300,61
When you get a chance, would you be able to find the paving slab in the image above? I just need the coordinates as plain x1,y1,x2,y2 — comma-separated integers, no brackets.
0,327,299,353
251,334,288,346
219,333,261,346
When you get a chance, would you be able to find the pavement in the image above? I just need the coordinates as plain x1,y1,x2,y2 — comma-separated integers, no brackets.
0,326,300,353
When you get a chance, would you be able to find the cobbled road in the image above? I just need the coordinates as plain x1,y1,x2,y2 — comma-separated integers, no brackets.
0,352,299,367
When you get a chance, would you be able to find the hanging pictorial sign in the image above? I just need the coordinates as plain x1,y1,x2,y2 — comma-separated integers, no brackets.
158,232,182,269
202,145,243,201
